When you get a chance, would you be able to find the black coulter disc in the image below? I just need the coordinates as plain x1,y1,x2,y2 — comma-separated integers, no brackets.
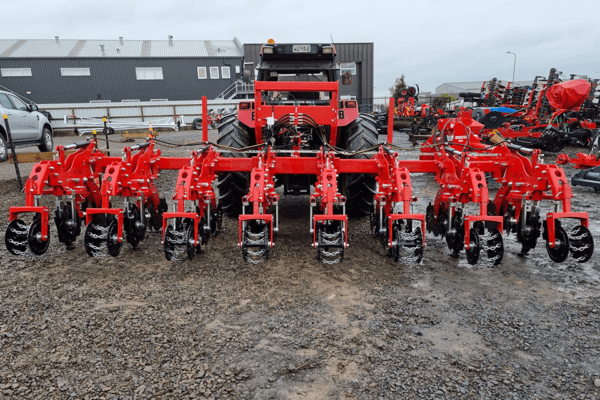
106,221,123,257
211,203,223,236
466,228,481,265
425,203,435,234
185,219,197,260
546,225,570,263
164,225,177,261
55,203,81,247
124,204,146,249
516,208,541,256
27,218,50,256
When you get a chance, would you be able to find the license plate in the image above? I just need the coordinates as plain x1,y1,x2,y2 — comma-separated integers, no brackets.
293,45,311,53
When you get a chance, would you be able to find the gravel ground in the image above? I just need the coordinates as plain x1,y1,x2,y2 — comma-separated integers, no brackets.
1,129,600,400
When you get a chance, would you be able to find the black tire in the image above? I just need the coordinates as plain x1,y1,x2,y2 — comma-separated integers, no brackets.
220,112,236,123
192,118,203,130
341,117,378,216
359,113,377,126
472,108,485,122
0,133,7,162
375,109,390,135
38,126,53,152
216,114,237,129
216,118,251,216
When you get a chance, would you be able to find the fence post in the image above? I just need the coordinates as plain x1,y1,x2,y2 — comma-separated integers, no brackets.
103,117,110,156
387,97,394,144
4,114,23,190
202,96,208,142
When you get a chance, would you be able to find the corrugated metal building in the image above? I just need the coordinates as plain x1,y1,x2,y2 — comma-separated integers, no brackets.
0,37,244,104
243,43,374,106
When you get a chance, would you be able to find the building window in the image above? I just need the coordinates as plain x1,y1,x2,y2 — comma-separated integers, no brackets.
61,68,91,76
1,68,32,77
135,67,163,80
340,62,356,75
235,65,241,74
221,66,231,79
210,67,219,79
197,67,207,79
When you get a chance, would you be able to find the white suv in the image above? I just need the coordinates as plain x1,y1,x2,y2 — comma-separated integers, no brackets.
0,90,53,161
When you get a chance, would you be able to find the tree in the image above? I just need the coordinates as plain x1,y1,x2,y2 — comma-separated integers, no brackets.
432,94,456,109
389,74,407,98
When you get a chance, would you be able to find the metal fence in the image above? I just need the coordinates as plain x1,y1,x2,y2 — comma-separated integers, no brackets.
39,99,241,130
357,96,457,113
40,95,460,131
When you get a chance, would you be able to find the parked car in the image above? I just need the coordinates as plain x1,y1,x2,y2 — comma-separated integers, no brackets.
0,90,53,162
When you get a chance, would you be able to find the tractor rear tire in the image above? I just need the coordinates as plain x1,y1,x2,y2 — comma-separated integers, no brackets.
359,113,377,126
216,118,251,216
342,117,378,217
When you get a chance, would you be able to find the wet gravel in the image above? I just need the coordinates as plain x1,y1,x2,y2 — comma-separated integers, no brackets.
0,130,599,399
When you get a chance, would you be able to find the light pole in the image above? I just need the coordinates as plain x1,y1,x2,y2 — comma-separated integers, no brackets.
507,51,516,83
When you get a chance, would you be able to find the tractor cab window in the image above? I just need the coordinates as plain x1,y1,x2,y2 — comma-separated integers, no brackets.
262,91,332,106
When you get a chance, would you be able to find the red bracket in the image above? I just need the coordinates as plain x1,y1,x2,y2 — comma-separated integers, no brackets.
545,212,589,248
9,206,50,241
312,214,348,248
239,214,274,248
161,212,200,246
464,215,503,250
85,208,124,243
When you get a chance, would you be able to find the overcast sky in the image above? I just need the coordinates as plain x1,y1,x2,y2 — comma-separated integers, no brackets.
3,0,598,98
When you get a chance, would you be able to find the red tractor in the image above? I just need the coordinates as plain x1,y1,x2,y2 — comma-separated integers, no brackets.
215,43,379,217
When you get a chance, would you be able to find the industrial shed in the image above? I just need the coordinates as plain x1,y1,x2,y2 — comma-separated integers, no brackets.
243,42,374,106
0,37,244,104
435,80,534,97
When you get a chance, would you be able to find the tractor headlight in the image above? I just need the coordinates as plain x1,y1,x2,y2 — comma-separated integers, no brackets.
322,46,333,54
263,46,274,54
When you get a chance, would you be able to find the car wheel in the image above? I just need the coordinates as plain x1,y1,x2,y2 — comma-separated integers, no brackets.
0,134,7,162
38,127,53,152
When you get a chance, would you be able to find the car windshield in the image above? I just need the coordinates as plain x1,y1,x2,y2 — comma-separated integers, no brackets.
0,93,14,109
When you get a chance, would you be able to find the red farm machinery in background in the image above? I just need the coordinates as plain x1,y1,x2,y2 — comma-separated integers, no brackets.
466,70,600,153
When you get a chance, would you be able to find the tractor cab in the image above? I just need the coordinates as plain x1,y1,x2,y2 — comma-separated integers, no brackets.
256,43,339,103
256,43,339,82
